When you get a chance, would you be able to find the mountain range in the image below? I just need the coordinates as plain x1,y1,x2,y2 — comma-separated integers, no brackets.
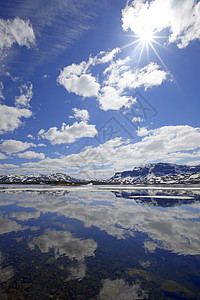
0,173,79,184
109,163,200,184
0,163,200,184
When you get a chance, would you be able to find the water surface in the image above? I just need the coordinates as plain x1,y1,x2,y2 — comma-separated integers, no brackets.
0,185,200,299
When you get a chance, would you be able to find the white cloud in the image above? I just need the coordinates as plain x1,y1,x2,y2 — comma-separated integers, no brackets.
0,153,7,159
57,48,121,99
5,72,19,82
15,82,33,107
133,116,142,122
122,0,200,48
38,121,97,145
27,134,35,140
0,163,19,169
104,60,167,90
0,139,36,154
58,48,168,111
90,47,121,65
57,61,100,97
70,108,90,122
0,104,32,134
186,160,200,166
99,62,167,110
0,82,4,100
17,151,45,160
0,17,35,52
137,127,149,136
22,125,200,179
98,86,132,111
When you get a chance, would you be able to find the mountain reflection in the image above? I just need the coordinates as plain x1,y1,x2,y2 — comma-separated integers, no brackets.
0,188,200,257
0,187,200,298
112,189,200,207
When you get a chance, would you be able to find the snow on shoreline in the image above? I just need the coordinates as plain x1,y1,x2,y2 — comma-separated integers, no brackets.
0,184,200,193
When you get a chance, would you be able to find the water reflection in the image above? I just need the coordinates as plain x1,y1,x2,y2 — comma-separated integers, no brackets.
98,278,148,300
0,216,25,234
0,252,14,284
113,189,200,207
0,186,200,298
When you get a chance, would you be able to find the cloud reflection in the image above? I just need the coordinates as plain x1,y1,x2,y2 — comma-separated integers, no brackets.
98,278,148,300
1,188,200,255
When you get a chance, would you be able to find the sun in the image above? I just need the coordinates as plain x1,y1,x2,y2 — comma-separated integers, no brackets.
122,28,168,71
138,28,153,44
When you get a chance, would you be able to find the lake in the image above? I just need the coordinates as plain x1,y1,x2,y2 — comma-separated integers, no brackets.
0,185,200,299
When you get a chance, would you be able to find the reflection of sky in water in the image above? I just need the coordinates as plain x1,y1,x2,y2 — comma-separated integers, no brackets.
0,187,200,298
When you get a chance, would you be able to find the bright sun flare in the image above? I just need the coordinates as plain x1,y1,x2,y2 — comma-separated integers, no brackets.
139,29,153,44
122,27,168,70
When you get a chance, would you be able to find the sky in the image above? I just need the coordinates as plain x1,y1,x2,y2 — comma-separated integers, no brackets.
0,0,200,180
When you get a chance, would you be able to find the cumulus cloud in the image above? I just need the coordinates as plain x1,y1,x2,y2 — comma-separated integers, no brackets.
122,0,200,48
17,151,45,160
58,48,168,111
70,108,90,122
103,60,167,91
137,127,149,136
99,61,167,110
57,48,121,99
0,17,35,52
15,82,33,107
0,139,36,154
22,125,200,179
98,86,132,111
57,62,100,98
0,104,32,134
38,121,97,145
27,134,35,140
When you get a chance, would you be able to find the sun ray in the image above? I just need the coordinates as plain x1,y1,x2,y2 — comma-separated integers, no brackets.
121,38,141,50
121,28,169,70
151,38,167,50
146,42,150,62
137,42,145,67
149,41,169,72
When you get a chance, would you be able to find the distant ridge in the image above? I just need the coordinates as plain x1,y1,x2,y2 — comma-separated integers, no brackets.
0,173,81,184
109,163,200,184
0,163,200,184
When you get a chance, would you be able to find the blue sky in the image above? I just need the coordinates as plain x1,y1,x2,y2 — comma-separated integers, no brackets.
0,0,200,179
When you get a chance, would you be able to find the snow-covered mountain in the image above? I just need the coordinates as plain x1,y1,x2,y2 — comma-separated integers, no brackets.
0,173,80,184
1,163,200,184
109,163,200,184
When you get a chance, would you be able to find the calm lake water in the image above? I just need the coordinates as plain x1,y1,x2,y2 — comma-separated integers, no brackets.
0,185,200,299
